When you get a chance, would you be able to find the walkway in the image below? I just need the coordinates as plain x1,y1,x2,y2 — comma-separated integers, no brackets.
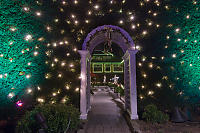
83,90,131,133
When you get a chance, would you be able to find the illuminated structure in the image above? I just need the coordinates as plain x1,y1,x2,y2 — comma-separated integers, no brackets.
79,25,138,120
91,50,123,83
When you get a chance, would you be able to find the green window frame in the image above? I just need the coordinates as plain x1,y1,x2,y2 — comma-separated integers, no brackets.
112,63,123,73
104,63,111,73
93,63,103,73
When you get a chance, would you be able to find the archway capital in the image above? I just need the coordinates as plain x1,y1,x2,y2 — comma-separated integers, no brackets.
123,49,138,60
78,50,91,59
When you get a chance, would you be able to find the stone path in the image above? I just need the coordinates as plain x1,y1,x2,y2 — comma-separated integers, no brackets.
82,90,131,133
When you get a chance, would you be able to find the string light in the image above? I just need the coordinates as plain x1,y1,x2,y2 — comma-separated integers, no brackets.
74,0,78,4
26,74,31,79
37,86,41,90
94,5,99,10
148,91,154,95
46,26,51,31
66,85,70,90
23,7,30,12
119,20,123,24
131,24,136,29
25,34,32,41
88,11,92,15
52,92,57,96
140,95,144,99
27,88,32,94
58,73,62,78
8,92,15,98
149,63,153,68
142,30,147,35
130,15,134,20
172,54,176,58
10,27,17,32
37,98,44,103
143,74,147,78
36,11,42,16
34,51,38,56
75,87,79,92
156,83,162,88
61,62,66,66
175,28,180,33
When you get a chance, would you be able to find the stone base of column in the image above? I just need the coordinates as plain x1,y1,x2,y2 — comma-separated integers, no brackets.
87,106,92,112
130,114,139,120
80,113,88,120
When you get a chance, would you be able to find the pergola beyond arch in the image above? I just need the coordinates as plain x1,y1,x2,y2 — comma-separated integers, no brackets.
78,25,138,120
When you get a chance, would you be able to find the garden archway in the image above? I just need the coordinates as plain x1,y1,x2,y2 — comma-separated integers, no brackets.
78,25,138,120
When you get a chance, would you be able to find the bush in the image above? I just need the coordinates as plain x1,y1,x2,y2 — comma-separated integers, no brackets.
16,104,80,133
108,83,124,96
142,104,169,123
115,86,124,96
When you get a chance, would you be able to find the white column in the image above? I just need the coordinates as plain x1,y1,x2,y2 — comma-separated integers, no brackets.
87,56,91,112
122,52,130,110
78,50,90,120
128,49,138,119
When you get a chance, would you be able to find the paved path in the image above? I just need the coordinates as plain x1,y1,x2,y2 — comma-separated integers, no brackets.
83,90,131,133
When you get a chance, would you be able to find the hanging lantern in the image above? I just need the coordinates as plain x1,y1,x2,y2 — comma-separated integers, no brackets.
104,27,113,53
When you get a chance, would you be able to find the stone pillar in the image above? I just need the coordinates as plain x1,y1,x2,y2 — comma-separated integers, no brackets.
78,50,90,120
123,53,130,110
87,56,91,112
123,50,138,120
129,49,138,119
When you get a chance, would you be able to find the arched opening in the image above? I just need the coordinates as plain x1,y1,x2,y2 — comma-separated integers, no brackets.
91,43,124,87
79,25,138,120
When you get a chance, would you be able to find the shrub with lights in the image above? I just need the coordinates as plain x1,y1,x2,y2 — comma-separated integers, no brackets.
16,104,80,133
1,0,200,123
158,0,200,107
0,0,47,118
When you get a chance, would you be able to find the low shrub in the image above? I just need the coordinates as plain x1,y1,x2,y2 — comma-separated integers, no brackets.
16,104,80,133
115,86,124,96
108,83,124,96
142,104,169,123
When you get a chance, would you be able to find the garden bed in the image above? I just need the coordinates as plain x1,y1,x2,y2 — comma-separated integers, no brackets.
132,120,200,133
112,95,200,133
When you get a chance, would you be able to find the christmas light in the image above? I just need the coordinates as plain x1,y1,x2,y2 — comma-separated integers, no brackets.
65,85,70,90
148,91,154,95
23,7,30,12
74,0,78,4
75,88,79,92
142,30,147,35
156,83,162,88
131,25,136,29
37,98,44,103
94,5,99,10
16,100,23,107
36,11,42,16
27,88,32,94
10,27,17,32
37,86,41,90
8,92,15,98
25,34,32,41
26,74,31,79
